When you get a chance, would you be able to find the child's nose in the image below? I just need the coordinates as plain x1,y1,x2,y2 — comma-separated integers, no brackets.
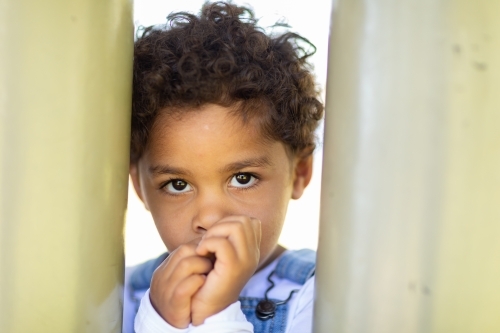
191,191,231,233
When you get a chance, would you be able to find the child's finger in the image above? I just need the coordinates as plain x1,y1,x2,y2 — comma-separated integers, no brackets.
167,255,213,284
152,254,213,301
154,243,199,280
202,221,248,254
254,218,262,246
195,236,239,266
154,274,207,329
150,255,212,328
201,217,261,259
172,274,206,304
216,215,261,244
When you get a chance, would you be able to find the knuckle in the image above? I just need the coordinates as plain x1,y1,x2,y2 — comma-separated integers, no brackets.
176,244,195,257
177,257,193,271
174,283,192,298
173,287,187,299
196,256,211,267
226,219,246,231
192,275,204,286
151,270,160,283
151,266,165,282
217,236,228,244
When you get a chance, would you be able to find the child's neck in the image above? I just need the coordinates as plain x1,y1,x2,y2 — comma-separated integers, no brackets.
255,244,286,273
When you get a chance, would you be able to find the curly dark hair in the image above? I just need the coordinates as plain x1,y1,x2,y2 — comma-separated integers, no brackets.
131,1,324,163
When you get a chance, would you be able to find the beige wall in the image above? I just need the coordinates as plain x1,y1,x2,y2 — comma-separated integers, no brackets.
315,0,500,332
0,1,133,332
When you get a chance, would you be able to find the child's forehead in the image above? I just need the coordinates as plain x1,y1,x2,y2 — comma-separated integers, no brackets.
139,103,298,167
140,104,295,177
146,104,276,153
152,104,270,140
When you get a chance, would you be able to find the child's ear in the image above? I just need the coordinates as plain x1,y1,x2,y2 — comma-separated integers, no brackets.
130,163,150,211
291,153,313,200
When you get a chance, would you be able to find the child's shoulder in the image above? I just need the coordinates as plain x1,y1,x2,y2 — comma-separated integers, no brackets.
239,249,316,333
274,248,316,284
240,248,316,297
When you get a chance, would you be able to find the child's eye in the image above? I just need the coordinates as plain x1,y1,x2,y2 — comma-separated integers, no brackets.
229,173,257,188
164,179,192,194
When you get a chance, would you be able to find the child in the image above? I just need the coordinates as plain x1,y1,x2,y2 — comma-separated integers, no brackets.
123,2,324,332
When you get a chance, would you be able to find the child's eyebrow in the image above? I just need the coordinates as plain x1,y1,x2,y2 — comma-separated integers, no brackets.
148,157,272,176
148,164,192,177
220,156,273,174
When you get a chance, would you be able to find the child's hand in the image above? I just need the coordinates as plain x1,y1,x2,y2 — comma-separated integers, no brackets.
149,240,214,329
191,216,262,325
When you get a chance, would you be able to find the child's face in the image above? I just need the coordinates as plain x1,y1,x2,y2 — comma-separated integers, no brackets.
130,104,312,268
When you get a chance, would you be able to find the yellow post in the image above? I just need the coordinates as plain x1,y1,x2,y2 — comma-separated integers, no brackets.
0,1,133,332
315,0,500,332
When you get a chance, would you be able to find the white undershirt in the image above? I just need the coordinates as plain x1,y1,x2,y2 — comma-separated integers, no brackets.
124,251,315,333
